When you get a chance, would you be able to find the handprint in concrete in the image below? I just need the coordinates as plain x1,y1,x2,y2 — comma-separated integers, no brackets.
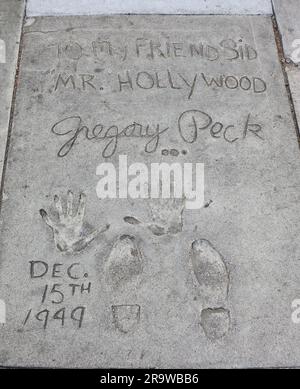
40,191,109,254
146,195,185,236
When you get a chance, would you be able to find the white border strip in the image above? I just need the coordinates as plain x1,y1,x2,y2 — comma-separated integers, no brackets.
27,0,273,17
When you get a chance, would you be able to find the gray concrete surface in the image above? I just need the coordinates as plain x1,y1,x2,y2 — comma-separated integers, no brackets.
1,14,300,368
0,0,25,187
27,0,273,16
273,0,300,145
287,67,300,130
273,0,300,63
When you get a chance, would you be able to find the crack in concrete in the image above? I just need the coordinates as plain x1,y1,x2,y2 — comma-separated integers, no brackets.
272,12,300,148
0,1,27,215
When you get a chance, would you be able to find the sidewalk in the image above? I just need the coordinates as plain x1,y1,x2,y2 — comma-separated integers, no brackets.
0,0,300,369
273,0,300,139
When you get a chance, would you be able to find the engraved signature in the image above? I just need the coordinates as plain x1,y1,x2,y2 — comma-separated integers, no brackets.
51,110,263,159
51,116,169,158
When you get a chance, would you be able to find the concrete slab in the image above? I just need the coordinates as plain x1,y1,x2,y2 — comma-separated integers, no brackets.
0,15,300,368
287,67,300,130
0,0,25,186
273,0,300,63
27,0,273,16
